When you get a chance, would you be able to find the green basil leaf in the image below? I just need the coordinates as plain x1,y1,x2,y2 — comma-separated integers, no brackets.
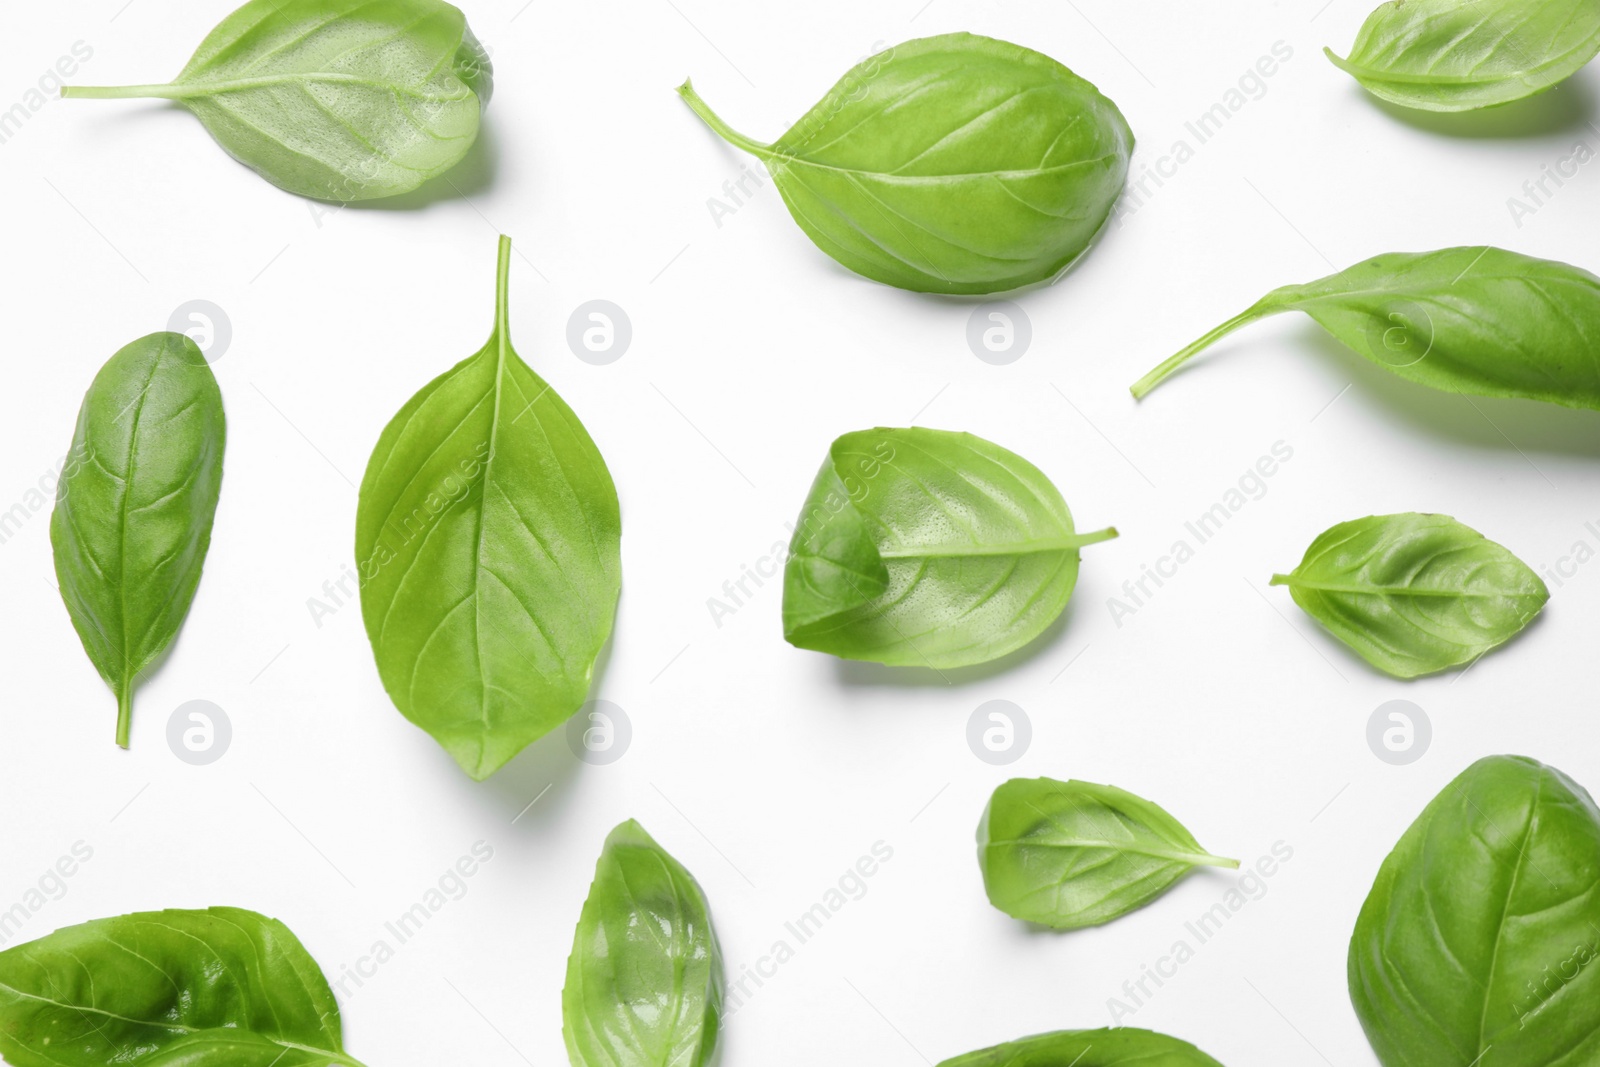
61,0,492,201
1271,513,1548,678
782,427,1115,669
50,332,225,749
0,907,367,1067
937,1027,1228,1066
1131,246,1600,410
1326,0,1600,112
1350,755,1600,1067
563,820,723,1067
678,32,1133,295
356,236,621,781
977,777,1237,929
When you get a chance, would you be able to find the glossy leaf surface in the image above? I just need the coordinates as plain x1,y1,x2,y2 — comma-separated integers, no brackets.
679,33,1133,294
938,1027,1228,1066
356,236,620,780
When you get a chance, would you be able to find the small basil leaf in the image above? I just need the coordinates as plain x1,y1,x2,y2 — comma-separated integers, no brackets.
1326,0,1600,113
1350,755,1600,1067
61,0,492,201
50,332,225,749
356,236,621,781
0,907,367,1067
678,32,1133,295
782,427,1115,669
1271,513,1548,678
563,820,723,1067
977,777,1238,930
1132,247,1600,410
938,1027,1228,1066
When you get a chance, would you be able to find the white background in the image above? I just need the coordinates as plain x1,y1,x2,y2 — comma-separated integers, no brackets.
3,1,1599,1065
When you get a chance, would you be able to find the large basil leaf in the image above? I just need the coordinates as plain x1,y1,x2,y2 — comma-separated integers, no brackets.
50,332,225,749
0,907,367,1067
61,0,491,201
977,777,1237,929
1130,247,1600,410
1327,0,1600,112
563,820,723,1067
356,236,621,781
782,427,1115,669
1350,755,1600,1067
1271,513,1547,678
678,32,1133,295
938,1027,1228,1066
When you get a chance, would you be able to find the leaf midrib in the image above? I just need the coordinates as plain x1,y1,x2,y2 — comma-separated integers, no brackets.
1280,579,1533,598
877,537,1085,560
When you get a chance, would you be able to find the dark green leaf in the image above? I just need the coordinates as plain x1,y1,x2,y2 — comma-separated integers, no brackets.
782,427,1115,669
356,236,621,781
1131,247,1600,410
50,332,225,749
1326,0,1600,112
0,907,366,1067
938,1027,1228,1066
62,0,492,201
563,820,723,1067
1350,755,1600,1067
678,32,1133,295
1272,513,1547,678
977,777,1237,929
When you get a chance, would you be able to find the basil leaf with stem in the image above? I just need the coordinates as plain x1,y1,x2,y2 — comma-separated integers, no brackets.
678,32,1133,295
938,1027,1229,1067
1326,0,1600,113
783,427,1116,669
0,907,368,1067
1271,513,1548,678
61,0,492,201
564,820,724,1067
50,332,225,749
1350,755,1600,1067
1131,247,1600,410
977,777,1238,929
356,235,621,781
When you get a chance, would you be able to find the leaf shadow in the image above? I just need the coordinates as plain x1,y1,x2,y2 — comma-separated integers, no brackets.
1359,75,1598,140
830,592,1080,689
340,120,500,211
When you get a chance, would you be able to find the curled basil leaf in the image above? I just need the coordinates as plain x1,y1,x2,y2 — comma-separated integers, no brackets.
782,427,1115,669
62,0,492,201
50,332,225,749
1327,0,1600,113
1272,513,1547,678
564,820,723,1067
1351,755,1600,1067
678,32,1133,295
356,236,621,780
0,906,368,1067
1132,246,1600,410
978,777,1237,930
938,1027,1228,1067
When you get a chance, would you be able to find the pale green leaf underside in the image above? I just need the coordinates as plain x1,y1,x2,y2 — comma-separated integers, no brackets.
356,237,620,780
1327,0,1600,111
1273,512,1547,678
936,1027,1228,1067
782,427,1114,669
977,778,1237,930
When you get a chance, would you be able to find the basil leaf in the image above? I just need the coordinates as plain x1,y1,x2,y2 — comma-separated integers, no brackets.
1271,513,1548,678
977,777,1237,930
782,427,1115,669
563,820,723,1067
678,32,1133,295
1326,0,1600,112
1351,755,1600,1067
0,906,367,1067
61,0,492,201
1132,246,1600,410
50,332,225,749
938,1027,1228,1066
356,236,620,781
